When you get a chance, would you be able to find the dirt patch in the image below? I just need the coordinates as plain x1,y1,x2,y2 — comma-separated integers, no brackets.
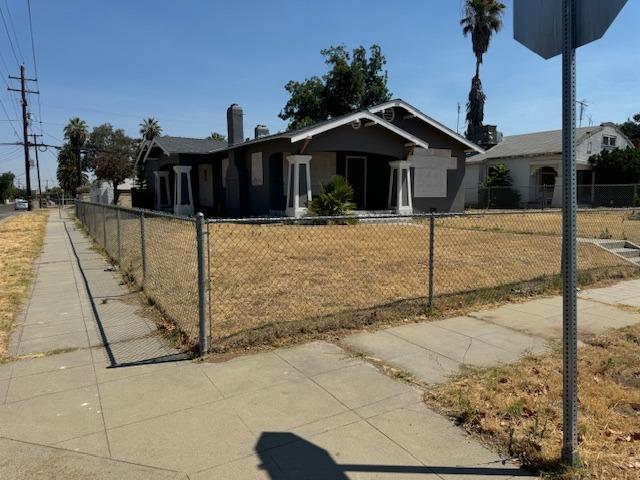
425,323,640,479
0,212,48,360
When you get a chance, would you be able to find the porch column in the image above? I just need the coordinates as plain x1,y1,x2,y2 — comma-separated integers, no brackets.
552,173,563,208
388,160,413,214
285,154,312,218
173,165,194,216
154,171,170,209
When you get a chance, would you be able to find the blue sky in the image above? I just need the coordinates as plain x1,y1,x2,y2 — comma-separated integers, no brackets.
0,0,638,187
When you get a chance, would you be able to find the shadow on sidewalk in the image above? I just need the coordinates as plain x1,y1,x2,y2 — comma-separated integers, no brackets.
255,432,536,479
63,221,191,368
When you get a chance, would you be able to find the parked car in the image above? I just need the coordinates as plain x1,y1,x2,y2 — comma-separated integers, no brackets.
14,198,28,210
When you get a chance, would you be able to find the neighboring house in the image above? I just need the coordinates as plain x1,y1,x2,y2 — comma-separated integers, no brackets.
89,178,134,207
464,123,635,208
135,99,483,218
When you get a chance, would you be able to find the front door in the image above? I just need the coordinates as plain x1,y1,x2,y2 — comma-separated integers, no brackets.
346,156,366,208
198,164,214,207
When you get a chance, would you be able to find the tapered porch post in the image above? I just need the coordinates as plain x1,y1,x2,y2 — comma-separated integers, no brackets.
388,160,413,215
285,154,312,218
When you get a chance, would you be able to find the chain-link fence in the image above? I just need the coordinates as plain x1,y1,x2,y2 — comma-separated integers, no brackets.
75,201,640,355
75,201,206,352
206,209,640,349
465,184,640,210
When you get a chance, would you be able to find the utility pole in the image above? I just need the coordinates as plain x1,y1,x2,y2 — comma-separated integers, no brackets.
8,65,39,211
31,133,43,207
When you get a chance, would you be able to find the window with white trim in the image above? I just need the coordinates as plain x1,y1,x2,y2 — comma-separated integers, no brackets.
602,135,617,148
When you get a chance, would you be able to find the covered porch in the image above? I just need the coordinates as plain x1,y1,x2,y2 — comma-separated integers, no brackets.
284,150,419,218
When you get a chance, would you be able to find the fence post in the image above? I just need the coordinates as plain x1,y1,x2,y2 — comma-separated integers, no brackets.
102,204,107,248
634,184,638,207
116,207,122,263
195,213,209,355
140,212,146,288
428,214,435,309
486,186,491,210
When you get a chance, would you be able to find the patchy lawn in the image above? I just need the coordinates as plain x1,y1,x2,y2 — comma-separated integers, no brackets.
425,323,640,479
0,212,48,359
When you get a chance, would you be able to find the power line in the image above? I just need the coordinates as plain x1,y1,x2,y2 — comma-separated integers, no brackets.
0,6,21,66
26,0,42,136
0,97,19,137
3,0,24,62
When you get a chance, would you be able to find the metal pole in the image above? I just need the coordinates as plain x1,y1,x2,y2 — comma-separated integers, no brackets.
561,0,579,467
116,207,122,263
195,213,209,355
140,212,146,288
206,221,212,347
102,205,107,249
428,215,435,308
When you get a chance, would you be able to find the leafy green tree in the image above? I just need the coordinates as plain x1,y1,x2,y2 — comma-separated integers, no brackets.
86,124,136,204
208,132,227,142
57,144,87,195
618,113,640,140
480,163,520,208
280,45,392,130
308,175,355,217
589,147,640,184
139,117,162,141
482,164,513,187
0,171,16,203
63,117,89,192
460,0,506,141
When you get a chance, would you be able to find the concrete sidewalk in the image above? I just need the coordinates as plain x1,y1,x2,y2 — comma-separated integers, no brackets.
343,282,640,385
2,210,638,479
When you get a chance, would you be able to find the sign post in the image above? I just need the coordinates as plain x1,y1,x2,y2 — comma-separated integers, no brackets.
560,0,578,465
514,0,627,467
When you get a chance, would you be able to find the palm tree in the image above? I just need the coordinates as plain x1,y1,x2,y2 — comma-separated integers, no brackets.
460,0,505,141
56,144,87,196
63,117,89,193
207,132,226,142
139,117,162,141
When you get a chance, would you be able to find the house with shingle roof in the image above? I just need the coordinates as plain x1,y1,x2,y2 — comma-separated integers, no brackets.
135,100,483,217
463,123,634,208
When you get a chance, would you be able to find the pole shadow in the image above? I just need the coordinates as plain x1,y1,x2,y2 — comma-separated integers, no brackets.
255,432,536,479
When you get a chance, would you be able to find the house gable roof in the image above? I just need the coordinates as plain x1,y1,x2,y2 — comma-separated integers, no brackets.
140,99,482,162
369,99,485,153
467,124,632,164
153,136,227,154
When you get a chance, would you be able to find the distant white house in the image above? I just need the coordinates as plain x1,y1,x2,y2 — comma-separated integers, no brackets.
89,178,134,207
464,123,634,207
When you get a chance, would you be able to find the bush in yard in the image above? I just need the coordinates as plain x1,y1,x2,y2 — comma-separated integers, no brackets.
308,175,355,217
479,164,521,209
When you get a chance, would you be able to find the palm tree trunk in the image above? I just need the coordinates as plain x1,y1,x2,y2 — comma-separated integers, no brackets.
475,58,480,79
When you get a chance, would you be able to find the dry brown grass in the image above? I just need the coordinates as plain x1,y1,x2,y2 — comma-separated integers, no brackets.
425,323,640,479
81,209,640,351
444,209,640,244
0,212,47,359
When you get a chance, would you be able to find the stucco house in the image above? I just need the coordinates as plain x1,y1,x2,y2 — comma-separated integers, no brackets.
463,123,635,208
135,100,483,217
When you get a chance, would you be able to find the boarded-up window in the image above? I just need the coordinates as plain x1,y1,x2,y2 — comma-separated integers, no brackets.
310,152,336,195
251,152,263,186
412,149,455,198
222,158,229,187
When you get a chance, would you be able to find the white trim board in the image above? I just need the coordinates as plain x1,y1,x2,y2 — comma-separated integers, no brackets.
369,100,484,153
289,111,430,151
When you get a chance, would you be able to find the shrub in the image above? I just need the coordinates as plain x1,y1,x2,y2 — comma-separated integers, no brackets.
308,175,355,217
